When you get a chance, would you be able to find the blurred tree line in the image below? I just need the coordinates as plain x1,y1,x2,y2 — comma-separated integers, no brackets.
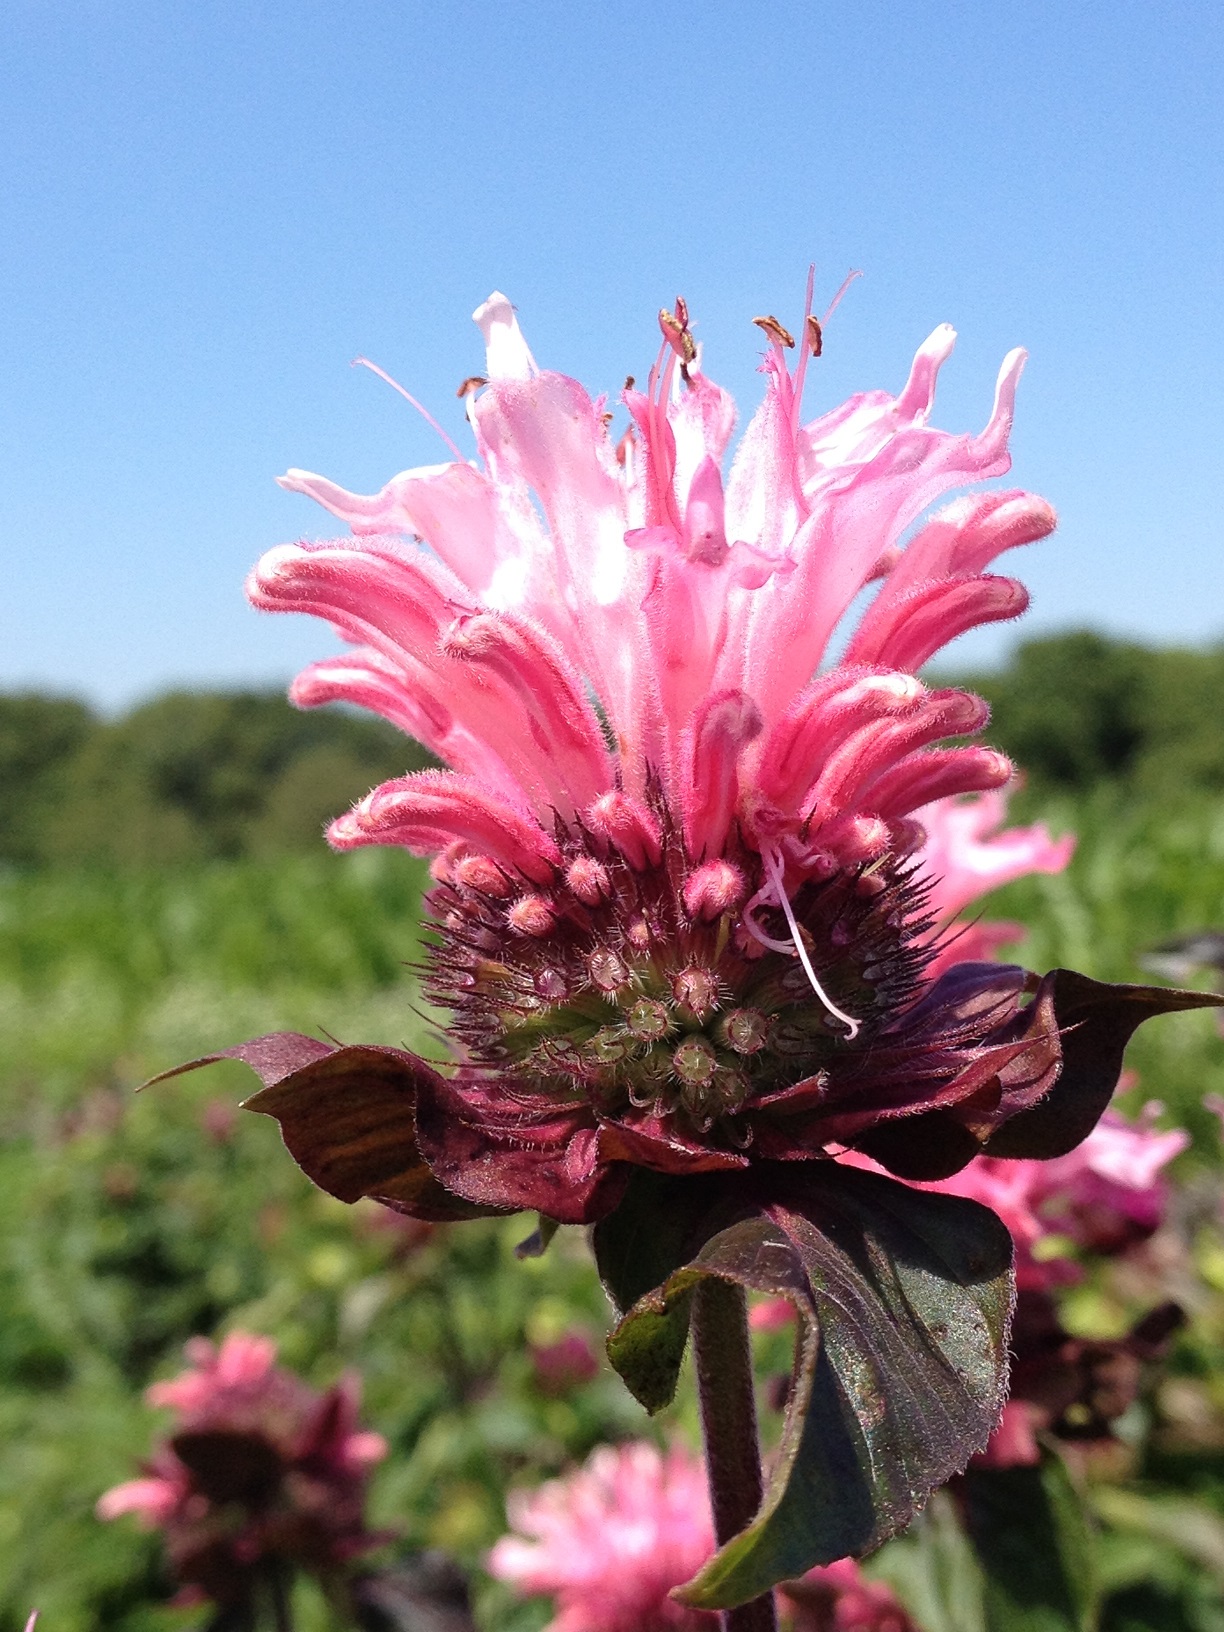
3,629,1224,868
0,689,431,867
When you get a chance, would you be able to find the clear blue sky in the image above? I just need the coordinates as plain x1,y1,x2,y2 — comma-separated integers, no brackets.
1,0,1220,709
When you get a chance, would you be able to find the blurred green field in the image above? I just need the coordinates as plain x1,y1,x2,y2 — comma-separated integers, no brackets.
4,792,1224,1630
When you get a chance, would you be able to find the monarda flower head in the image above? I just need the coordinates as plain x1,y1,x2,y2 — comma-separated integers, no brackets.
97,1333,387,1607
169,284,1218,1618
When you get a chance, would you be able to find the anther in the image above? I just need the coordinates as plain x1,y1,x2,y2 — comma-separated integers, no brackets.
753,315,795,348
806,315,823,357
659,304,696,364
456,375,488,397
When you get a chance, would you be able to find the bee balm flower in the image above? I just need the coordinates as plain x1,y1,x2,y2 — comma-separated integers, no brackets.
168,285,1219,1613
209,286,1091,1221
97,1333,387,1604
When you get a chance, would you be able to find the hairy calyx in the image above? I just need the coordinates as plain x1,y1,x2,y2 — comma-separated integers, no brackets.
428,798,934,1146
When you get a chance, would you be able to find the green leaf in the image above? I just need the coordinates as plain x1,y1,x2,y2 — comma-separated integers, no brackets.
984,971,1223,1159
869,1492,988,1632
961,1448,1098,1632
601,1163,1014,1610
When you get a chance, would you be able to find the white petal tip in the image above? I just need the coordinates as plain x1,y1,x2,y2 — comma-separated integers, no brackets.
472,290,537,381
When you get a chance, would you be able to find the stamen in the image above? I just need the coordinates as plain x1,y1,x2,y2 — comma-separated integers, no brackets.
658,302,696,365
352,357,466,462
743,844,861,1039
752,315,796,348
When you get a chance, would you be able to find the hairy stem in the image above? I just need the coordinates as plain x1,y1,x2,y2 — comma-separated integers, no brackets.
691,1277,778,1632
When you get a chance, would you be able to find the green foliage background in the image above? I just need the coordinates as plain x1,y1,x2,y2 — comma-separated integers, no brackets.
4,634,1224,1630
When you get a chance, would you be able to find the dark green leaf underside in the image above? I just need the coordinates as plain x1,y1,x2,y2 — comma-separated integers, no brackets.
599,1164,1014,1610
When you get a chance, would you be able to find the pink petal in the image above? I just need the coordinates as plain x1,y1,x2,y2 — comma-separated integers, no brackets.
328,771,561,884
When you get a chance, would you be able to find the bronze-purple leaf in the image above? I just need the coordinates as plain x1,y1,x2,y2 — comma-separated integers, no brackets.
149,1033,507,1222
984,971,1224,1159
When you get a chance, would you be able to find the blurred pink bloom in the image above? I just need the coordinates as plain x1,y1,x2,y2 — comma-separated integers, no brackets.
970,1399,1042,1470
1034,1101,1189,1253
530,1330,601,1394
489,1440,917,1632
779,1557,917,1632
242,285,1073,1220
488,1442,718,1631
916,789,1074,977
97,1332,387,1604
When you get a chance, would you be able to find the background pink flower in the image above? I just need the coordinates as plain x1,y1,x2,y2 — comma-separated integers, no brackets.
488,1442,718,1632
97,1332,387,1604
915,789,1074,976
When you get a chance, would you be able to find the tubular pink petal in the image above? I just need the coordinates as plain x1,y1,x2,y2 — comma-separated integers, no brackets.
253,542,601,818
441,611,614,816
669,370,737,496
732,333,1029,726
453,853,515,897
247,538,474,654
896,323,958,418
753,670,925,815
507,895,558,937
681,688,762,857
801,689,990,829
329,771,560,883
280,461,521,597
876,489,1056,599
844,574,1030,673
862,747,1014,821
586,791,663,871
565,855,611,904
471,370,648,768
288,651,518,794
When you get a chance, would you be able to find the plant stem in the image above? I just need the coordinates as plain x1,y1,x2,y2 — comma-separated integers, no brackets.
691,1277,778,1632
265,1559,294,1632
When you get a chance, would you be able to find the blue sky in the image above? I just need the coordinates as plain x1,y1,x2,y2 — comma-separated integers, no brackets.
1,0,1220,708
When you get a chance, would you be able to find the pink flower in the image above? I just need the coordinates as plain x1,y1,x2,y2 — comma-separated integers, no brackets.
779,1558,918,1632
971,1399,1043,1469
918,1104,1186,1284
97,1332,388,1604
1034,1102,1188,1253
915,790,1074,976
530,1330,601,1394
489,1439,919,1632
488,1441,718,1632
223,284,1083,1220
